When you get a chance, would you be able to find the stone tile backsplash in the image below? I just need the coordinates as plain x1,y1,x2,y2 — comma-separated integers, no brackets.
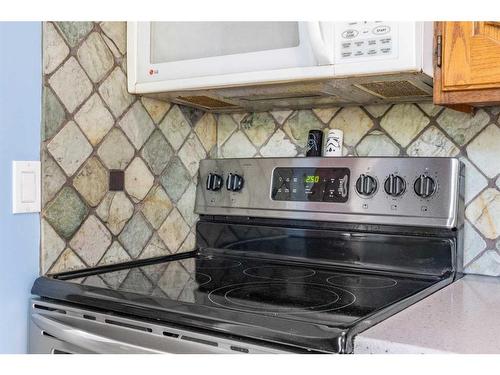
216,105,500,276
41,22,212,274
41,22,500,278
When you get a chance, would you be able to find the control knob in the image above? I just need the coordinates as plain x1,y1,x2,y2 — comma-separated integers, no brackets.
206,173,223,191
355,174,377,196
384,174,406,197
414,175,436,198
226,173,244,192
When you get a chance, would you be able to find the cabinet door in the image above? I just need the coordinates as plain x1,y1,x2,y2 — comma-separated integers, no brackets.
434,21,500,108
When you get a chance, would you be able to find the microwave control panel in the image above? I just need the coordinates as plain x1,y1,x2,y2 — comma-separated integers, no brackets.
335,21,398,61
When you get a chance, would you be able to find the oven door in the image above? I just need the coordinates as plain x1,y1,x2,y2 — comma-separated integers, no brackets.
128,21,335,93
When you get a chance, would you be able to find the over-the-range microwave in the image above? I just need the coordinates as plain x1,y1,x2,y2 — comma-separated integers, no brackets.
127,22,434,112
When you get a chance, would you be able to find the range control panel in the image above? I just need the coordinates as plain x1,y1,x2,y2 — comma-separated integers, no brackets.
272,167,350,203
195,157,464,229
336,21,398,61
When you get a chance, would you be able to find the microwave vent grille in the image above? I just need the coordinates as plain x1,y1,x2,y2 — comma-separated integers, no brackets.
177,95,237,109
237,92,327,102
355,80,430,99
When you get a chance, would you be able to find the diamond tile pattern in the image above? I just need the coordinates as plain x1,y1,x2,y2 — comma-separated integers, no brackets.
74,93,114,146
42,87,66,141
177,183,198,226
216,105,500,276
49,248,86,274
56,22,93,47
98,67,134,117
466,189,500,240
99,242,131,287
220,131,256,158
194,113,217,152
407,126,459,157
48,57,92,113
158,208,190,253
178,133,206,177
125,157,154,202
70,215,112,266
243,112,276,147
41,22,210,274
141,130,173,175
329,107,373,147
437,108,490,146
141,97,171,124
141,185,173,229
77,32,114,83
380,104,429,147
463,221,487,266
356,131,400,156
159,105,191,150
97,128,135,170
284,110,324,149
466,124,500,178
100,22,126,54
460,157,488,204
217,114,238,147
41,22,500,277
41,150,66,206
160,157,191,202
312,108,340,123
44,186,89,239
260,129,297,157
139,234,171,282
118,213,153,258
73,157,108,207
43,22,70,74
47,121,93,176
96,192,134,235
119,101,155,150
41,219,66,274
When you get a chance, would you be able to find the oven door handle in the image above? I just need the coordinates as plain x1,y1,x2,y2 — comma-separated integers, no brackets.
32,313,162,354
306,22,334,65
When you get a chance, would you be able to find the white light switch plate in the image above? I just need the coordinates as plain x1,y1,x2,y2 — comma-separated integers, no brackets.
12,161,41,214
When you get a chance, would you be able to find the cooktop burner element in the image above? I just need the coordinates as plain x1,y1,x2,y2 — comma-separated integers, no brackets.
326,274,398,289
196,256,242,270
208,281,356,315
243,266,316,280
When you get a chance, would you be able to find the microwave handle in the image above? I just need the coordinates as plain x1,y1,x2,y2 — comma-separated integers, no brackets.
306,22,334,65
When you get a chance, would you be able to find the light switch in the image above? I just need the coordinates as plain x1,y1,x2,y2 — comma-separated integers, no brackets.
12,161,41,214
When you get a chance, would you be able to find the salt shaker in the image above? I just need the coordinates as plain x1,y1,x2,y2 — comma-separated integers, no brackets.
324,129,343,157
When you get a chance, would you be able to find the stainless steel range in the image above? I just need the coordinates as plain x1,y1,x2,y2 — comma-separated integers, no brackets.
30,157,464,354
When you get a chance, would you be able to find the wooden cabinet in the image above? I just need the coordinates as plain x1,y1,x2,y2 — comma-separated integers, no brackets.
434,21,500,110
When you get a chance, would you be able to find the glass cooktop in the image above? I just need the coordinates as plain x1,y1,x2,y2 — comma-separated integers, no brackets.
66,250,437,327
34,220,455,352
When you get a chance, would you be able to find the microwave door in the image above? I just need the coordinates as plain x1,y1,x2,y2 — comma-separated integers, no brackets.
307,22,335,65
129,21,335,92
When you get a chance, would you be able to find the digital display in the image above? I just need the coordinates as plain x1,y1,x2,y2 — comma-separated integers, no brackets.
304,175,320,183
272,167,350,203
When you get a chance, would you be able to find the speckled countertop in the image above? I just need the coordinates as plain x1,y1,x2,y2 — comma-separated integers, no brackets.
354,275,500,354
